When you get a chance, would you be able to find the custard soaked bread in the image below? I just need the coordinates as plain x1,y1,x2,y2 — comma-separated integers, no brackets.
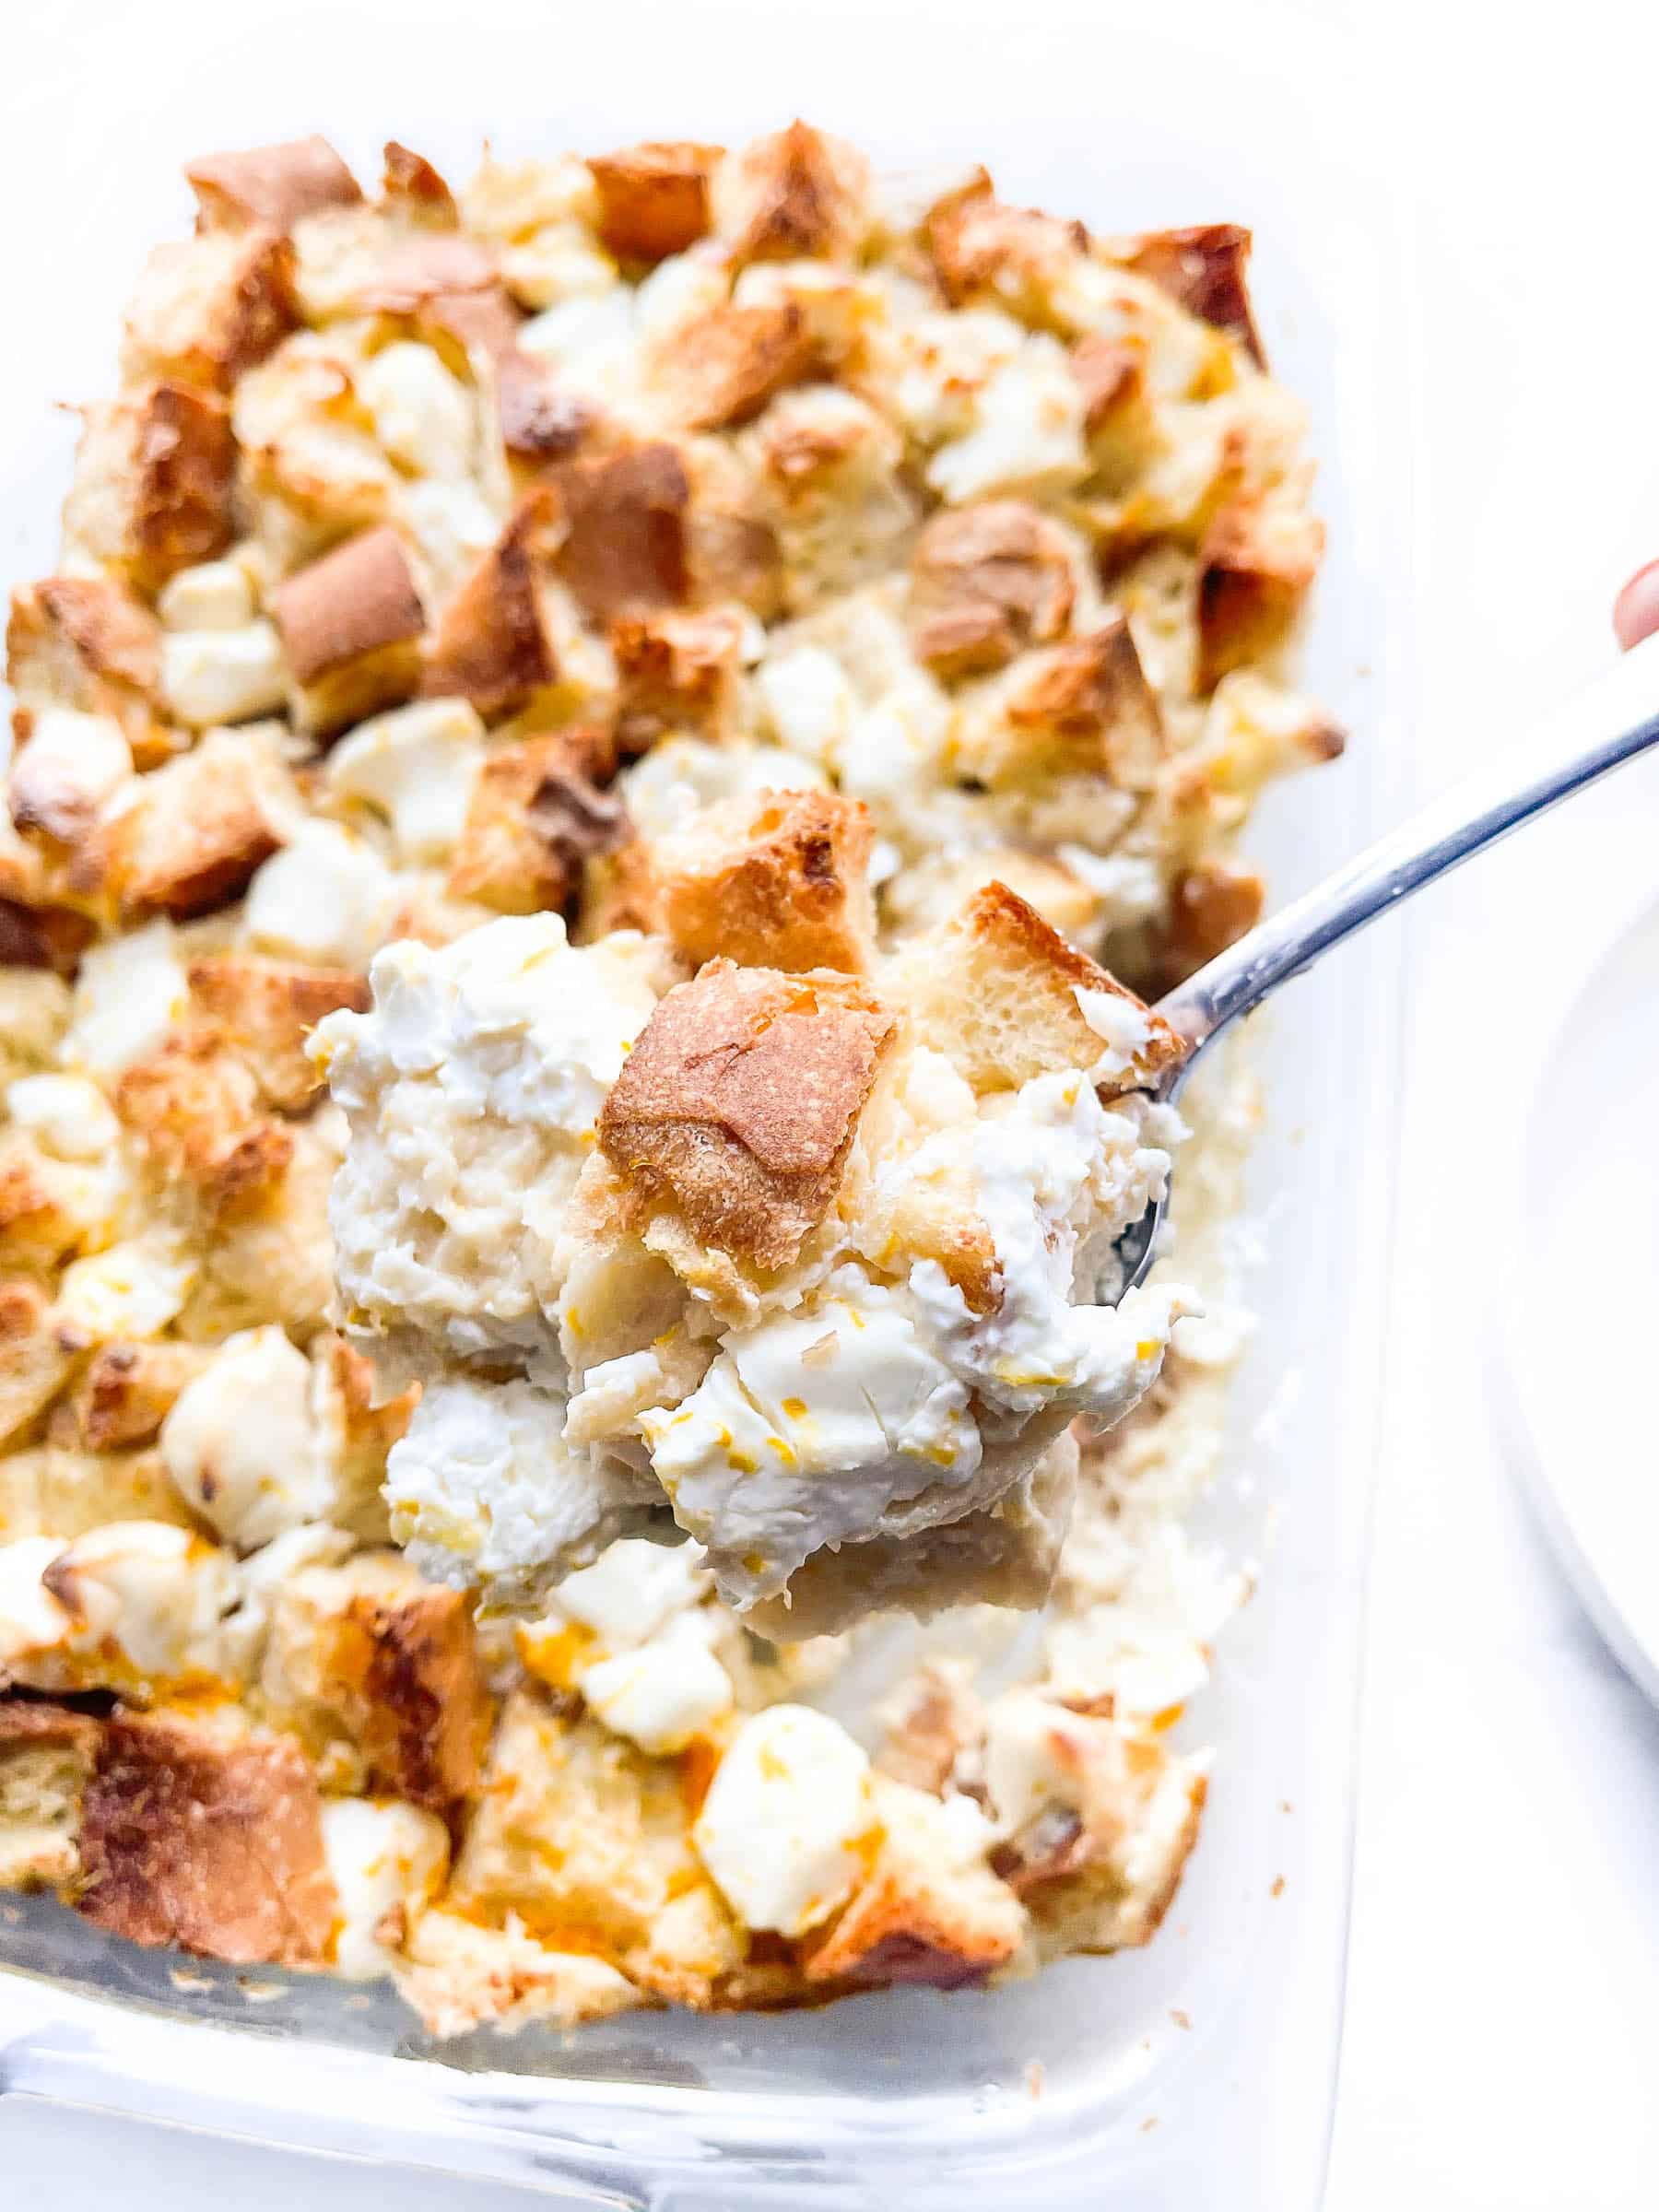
0,123,1335,2033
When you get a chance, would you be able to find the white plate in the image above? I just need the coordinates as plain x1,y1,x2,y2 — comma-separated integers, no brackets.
1503,895,1659,1707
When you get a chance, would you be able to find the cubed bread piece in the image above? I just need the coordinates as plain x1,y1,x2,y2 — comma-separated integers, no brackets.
187,135,362,232
611,606,747,754
6,576,162,753
381,140,457,225
908,500,1076,677
1068,333,1152,442
552,444,691,622
9,709,133,850
1159,855,1265,984
108,726,294,922
272,524,427,736
176,1110,336,1341
802,1776,1024,1988
1120,224,1264,365
588,140,721,264
0,1698,102,1890
598,959,897,1271
1194,499,1324,689
716,122,871,266
186,953,371,1112
65,1339,210,1453
653,303,816,433
494,349,596,465
448,1692,700,1954
76,1706,335,1964
925,172,1086,314
113,1032,292,1218
395,1908,641,2039
651,788,877,974
0,1278,78,1446
886,881,1181,1098
445,726,624,914
63,382,237,592
876,1658,986,1794
0,1139,106,1274
122,228,298,391
958,618,1167,793
0,896,94,978
263,1552,489,1811
421,497,559,719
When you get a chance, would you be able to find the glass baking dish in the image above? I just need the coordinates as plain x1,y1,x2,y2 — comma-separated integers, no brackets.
0,10,1416,2202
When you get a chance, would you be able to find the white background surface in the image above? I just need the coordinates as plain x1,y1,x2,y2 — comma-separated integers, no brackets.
4,3,1659,2205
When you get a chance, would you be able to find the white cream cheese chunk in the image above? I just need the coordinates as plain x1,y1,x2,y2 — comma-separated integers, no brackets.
62,918,190,1075
693,1703,879,1936
324,698,485,864
161,1325,335,1550
322,1797,450,1979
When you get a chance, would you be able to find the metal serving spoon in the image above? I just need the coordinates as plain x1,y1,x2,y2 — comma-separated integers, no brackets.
1114,629,1659,1295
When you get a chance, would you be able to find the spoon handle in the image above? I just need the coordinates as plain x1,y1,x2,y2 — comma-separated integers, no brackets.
1154,628,1659,1064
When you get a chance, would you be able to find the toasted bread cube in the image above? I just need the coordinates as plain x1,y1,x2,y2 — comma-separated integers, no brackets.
186,953,369,1112
0,1699,102,1890
421,497,559,719
652,788,876,974
6,576,162,754
876,1657,986,1794
263,1552,490,1811
908,500,1076,677
272,524,427,736
445,726,624,914
0,1138,105,1274
653,303,816,433
108,727,294,923
610,606,747,754
187,135,361,233
1120,224,1264,365
0,1278,78,1446
113,1032,292,1218
63,382,237,592
1195,499,1324,689
958,619,1167,794
887,881,1181,1098
589,141,720,264
122,228,298,392
493,348,596,465
176,1111,336,1342
552,443,691,622
0,1442,194,1542
802,1776,1023,1988
448,1692,699,1952
598,959,896,1272
715,122,871,266
65,1339,210,1453
1159,856,1265,985
381,139,457,224
395,1907,641,2038
76,1706,335,1964
925,173,1087,315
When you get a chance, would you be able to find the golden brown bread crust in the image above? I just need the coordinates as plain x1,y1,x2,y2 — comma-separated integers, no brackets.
318,1578,492,1812
1194,499,1324,690
589,141,721,264
495,350,596,463
108,732,290,923
990,618,1168,792
1068,334,1147,437
722,122,867,266
66,382,238,592
187,135,362,233
1159,856,1265,987
908,500,1076,677
891,879,1182,1098
0,1278,77,1448
610,606,747,754
446,725,625,914
926,173,1086,310
381,141,457,225
553,443,691,622
653,788,877,975
359,233,500,318
6,575,162,767
186,954,371,1112
0,1697,102,1755
67,1339,209,1453
273,524,427,686
124,228,299,392
654,304,817,434
114,1031,294,1218
1122,224,1264,366
76,1709,336,1965
421,496,559,719
598,959,897,1271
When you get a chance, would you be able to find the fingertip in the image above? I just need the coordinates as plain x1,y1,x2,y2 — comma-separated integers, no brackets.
1613,559,1659,652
